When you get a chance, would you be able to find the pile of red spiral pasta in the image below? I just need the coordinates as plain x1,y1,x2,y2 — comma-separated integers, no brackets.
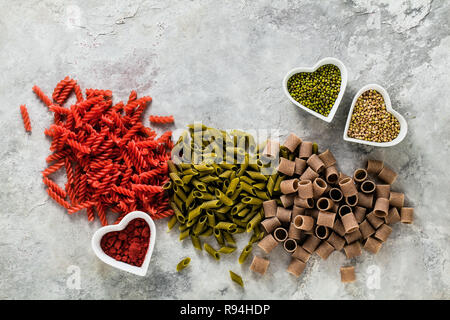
29,76,175,225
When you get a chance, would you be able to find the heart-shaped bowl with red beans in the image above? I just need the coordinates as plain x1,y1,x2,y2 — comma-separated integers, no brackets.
91,211,156,276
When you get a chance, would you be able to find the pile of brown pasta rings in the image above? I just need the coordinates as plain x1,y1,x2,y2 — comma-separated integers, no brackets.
165,125,414,284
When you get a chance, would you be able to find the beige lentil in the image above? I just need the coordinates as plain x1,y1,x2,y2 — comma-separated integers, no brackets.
347,90,400,143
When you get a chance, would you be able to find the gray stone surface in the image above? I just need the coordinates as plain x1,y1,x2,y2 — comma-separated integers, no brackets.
0,0,449,299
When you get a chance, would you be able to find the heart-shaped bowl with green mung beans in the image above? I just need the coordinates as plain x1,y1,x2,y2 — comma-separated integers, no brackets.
282,57,348,123
343,83,407,147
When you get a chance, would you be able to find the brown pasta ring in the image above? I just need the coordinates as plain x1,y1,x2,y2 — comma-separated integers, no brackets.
276,206,292,224
302,235,321,253
338,204,352,217
317,197,333,211
353,168,368,183
389,191,405,208
325,165,339,184
366,159,384,175
260,217,281,234
288,223,302,240
340,266,356,283
315,241,335,260
293,215,314,231
377,166,398,185
294,158,307,175
375,184,390,199
359,219,375,239
299,141,313,160
297,180,313,199
317,211,336,228
300,167,319,181
249,256,270,275
357,192,373,208
374,198,389,218
318,149,336,168
273,227,288,242
315,225,330,240
363,237,383,254
283,133,302,153
287,258,306,277
257,234,279,254
292,246,311,263
400,207,414,224
329,188,343,202
307,154,325,173
280,194,295,208
338,177,358,197
294,196,314,209
284,238,298,253
262,199,278,218
345,194,358,207
280,178,299,195
361,180,376,194
312,178,327,199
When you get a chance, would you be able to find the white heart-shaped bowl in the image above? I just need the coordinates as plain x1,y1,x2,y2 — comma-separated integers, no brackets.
343,83,408,147
91,211,156,276
282,57,348,123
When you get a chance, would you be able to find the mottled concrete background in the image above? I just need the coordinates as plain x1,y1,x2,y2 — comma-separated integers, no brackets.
0,0,449,299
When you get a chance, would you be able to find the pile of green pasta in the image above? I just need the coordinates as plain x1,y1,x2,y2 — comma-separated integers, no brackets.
165,124,284,264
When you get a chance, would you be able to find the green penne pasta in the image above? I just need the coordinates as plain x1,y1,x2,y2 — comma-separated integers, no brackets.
215,189,234,206
238,244,253,264
239,175,255,185
199,227,213,237
231,217,248,227
179,223,189,232
236,207,250,218
231,202,246,215
200,200,221,209
219,163,236,170
170,172,185,186
193,216,208,235
170,201,186,224
167,215,178,231
219,170,233,179
186,216,199,228
246,211,262,232
167,160,178,174
181,174,194,185
185,189,196,209
219,246,237,254
266,176,276,196
187,205,202,221
253,182,266,190
223,232,236,246
230,227,246,234
179,228,190,241
240,181,256,196
162,181,172,190
206,210,216,227
241,196,264,205
229,186,243,200
176,257,191,271
172,193,185,212
215,222,237,231
226,177,240,197
216,205,232,214
191,178,207,192
246,171,268,181
213,228,224,246
312,142,319,154
204,243,220,260
254,190,270,200
175,187,187,202
191,236,202,251
274,175,285,192
229,270,244,287
199,175,220,183
193,164,215,173
182,168,199,176
192,190,215,200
